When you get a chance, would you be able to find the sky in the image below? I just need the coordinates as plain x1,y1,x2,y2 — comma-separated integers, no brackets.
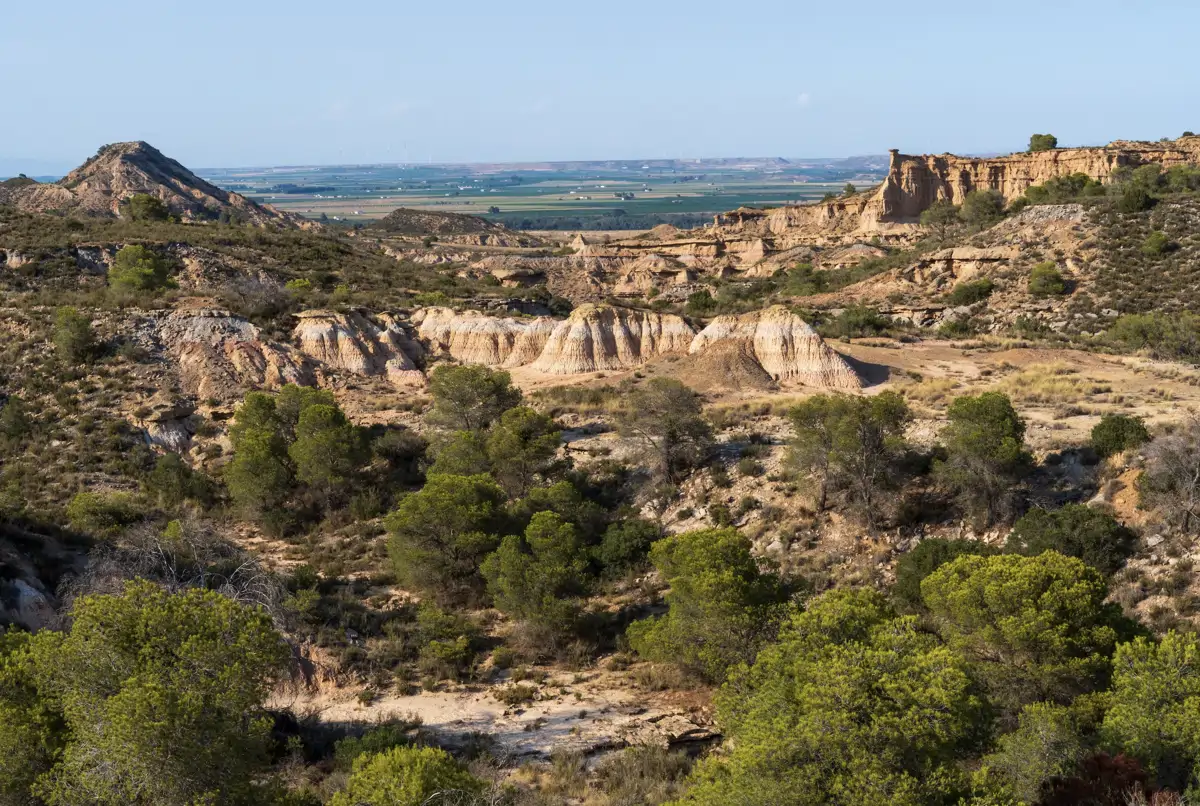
3,0,1200,171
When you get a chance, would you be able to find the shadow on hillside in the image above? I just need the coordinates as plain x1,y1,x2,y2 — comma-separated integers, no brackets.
840,353,892,388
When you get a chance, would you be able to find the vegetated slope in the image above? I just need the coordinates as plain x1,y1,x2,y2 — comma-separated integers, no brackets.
1075,196,1200,316
0,141,300,227
368,207,544,246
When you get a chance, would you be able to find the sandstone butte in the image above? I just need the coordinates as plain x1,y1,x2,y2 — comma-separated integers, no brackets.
689,306,861,390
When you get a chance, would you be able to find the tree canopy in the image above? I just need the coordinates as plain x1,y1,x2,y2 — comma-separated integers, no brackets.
0,581,288,806
627,527,787,682
676,589,987,806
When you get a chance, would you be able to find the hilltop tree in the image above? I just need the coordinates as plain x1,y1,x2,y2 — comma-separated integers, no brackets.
1029,133,1059,152
627,527,788,682
920,198,961,240
618,378,712,482
934,392,1031,526
426,364,522,432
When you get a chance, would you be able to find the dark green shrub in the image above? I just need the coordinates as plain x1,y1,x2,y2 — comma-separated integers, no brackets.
820,305,893,339
893,537,996,610
1091,414,1150,458
1029,262,1067,297
66,491,143,537
1116,184,1153,213
596,517,660,576
52,306,96,363
122,193,171,222
1141,230,1171,256
107,245,174,293
1006,504,1137,575
945,278,995,305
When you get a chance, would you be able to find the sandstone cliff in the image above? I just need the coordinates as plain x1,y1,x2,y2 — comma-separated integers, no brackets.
529,305,696,374
0,141,298,227
689,306,861,389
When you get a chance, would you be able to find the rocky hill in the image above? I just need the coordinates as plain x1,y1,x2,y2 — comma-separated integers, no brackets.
0,141,299,226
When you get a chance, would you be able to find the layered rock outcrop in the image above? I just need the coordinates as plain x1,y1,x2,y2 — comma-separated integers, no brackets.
689,306,860,389
530,305,696,374
158,309,313,401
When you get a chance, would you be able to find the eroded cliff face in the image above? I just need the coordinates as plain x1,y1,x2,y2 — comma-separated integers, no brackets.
411,307,557,368
154,304,862,398
158,309,313,401
700,136,1200,244
689,306,861,389
529,305,697,374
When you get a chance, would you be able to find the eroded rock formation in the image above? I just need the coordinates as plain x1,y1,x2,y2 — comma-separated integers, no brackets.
689,306,861,389
158,308,313,401
530,305,696,374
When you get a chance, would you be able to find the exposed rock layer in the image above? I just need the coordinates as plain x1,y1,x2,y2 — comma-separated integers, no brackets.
412,307,555,367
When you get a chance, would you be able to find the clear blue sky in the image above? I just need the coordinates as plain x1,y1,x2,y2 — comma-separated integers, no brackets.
4,0,1199,170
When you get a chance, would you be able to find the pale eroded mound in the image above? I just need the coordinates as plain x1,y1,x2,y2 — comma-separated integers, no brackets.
689,306,860,389
530,305,696,374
